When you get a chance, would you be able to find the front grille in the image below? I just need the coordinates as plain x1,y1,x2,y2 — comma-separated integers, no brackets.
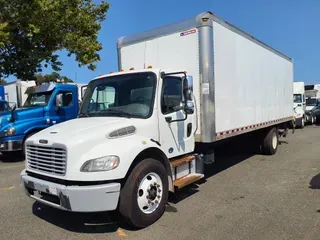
26,145,66,176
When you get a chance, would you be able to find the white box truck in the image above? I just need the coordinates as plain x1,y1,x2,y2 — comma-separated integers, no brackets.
293,82,307,127
4,80,36,108
21,11,294,228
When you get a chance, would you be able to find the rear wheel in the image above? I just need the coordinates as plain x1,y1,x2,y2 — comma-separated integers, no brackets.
261,128,279,155
117,158,168,229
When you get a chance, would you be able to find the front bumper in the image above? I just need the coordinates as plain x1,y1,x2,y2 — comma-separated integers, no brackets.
21,170,121,212
0,139,23,151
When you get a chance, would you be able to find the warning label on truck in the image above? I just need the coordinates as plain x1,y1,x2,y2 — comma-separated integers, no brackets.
180,29,196,37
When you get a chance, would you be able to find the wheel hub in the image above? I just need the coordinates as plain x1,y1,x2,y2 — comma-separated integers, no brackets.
137,172,163,214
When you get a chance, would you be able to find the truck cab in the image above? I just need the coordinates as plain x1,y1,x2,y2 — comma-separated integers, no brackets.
0,82,80,156
305,84,320,124
293,82,306,128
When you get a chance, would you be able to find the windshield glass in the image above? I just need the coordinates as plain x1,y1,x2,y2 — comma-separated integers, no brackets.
80,72,156,118
293,94,302,103
306,98,317,106
23,91,53,107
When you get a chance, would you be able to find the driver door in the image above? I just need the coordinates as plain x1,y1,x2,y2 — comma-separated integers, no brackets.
158,76,194,158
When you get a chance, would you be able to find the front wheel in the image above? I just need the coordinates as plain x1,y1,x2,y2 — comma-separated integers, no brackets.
117,158,168,229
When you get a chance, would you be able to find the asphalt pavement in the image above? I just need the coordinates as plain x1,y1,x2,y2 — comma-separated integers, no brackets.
1,126,320,240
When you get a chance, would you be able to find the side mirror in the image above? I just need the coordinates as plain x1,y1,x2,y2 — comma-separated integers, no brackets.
184,101,194,114
9,102,16,111
183,75,193,101
55,93,63,108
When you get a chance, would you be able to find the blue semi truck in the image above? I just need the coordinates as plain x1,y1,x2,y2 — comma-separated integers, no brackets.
0,82,85,157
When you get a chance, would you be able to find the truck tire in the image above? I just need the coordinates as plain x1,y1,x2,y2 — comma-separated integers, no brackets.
261,128,279,155
117,158,168,229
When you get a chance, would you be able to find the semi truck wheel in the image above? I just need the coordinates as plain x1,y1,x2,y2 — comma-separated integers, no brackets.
117,158,168,229
261,128,279,155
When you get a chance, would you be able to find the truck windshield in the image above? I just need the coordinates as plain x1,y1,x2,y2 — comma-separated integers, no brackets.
23,91,52,107
306,98,317,106
80,72,156,118
293,94,302,103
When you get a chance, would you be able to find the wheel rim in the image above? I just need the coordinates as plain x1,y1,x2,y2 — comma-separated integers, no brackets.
137,172,163,214
272,133,278,150
302,118,304,127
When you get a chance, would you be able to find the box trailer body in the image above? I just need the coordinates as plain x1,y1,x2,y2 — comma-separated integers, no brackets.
293,82,307,127
4,80,36,108
118,11,293,142
21,11,294,229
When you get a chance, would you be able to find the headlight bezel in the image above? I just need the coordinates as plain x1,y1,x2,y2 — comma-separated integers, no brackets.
80,155,120,172
4,127,16,136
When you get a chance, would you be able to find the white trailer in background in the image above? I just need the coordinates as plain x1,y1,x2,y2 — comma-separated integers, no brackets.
4,80,36,108
21,11,294,228
293,82,306,127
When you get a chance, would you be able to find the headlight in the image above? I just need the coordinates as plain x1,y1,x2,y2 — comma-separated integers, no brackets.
80,155,120,172
4,127,15,136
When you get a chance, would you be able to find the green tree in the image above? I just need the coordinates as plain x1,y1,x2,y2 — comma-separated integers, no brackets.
0,0,109,80
0,79,7,85
34,72,73,83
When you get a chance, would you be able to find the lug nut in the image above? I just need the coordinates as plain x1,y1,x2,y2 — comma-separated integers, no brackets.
154,182,157,186
155,200,159,204
157,184,160,188
148,200,151,204
158,189,161,192
157,195,160,198
151,202,154,205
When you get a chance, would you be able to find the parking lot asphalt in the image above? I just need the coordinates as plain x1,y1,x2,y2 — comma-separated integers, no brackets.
1,126,320,240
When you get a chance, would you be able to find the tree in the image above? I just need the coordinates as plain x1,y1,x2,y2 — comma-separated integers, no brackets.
0,79,7,85
33,72,73,83
0,0,109,80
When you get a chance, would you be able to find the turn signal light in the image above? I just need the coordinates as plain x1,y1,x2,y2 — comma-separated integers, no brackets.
147,65,152,69
119,69,124,72
129,67,135,70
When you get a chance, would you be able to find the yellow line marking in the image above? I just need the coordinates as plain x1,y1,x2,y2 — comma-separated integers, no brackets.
117,229,128,238
0,186,15,191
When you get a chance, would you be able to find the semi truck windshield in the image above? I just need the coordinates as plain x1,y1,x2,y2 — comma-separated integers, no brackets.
80,72,156,119
23,91,52,107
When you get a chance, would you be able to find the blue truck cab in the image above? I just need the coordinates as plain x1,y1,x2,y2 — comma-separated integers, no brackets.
0,82,80,156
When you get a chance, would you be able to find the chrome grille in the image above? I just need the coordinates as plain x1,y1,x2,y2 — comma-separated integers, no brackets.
26,145,66,175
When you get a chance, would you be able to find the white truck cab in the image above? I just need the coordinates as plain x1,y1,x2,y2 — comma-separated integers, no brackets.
293,82,306,128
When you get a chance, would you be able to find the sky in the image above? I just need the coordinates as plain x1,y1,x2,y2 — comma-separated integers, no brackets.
5,0,320,83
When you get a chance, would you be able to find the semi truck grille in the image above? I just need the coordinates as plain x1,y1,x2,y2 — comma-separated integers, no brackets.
26,145,66,176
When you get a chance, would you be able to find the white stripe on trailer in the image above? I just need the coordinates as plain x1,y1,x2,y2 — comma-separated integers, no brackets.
216,116,293,140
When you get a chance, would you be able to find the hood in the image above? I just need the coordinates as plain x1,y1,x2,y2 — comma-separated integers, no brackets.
0,107,44,127
29,117,142,148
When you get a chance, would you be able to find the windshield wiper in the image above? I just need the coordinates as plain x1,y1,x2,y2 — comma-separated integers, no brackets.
101,109,132,118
